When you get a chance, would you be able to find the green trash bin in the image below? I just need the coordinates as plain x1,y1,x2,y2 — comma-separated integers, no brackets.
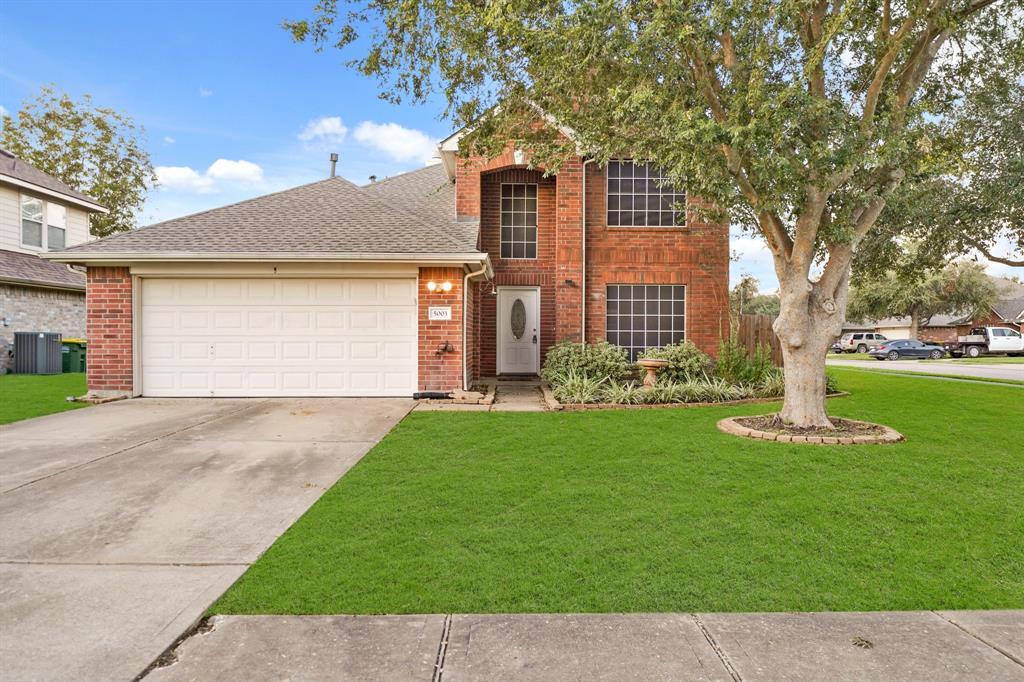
61,339,87,373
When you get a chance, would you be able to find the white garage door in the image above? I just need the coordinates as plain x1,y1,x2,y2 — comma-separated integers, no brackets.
141,278,418,397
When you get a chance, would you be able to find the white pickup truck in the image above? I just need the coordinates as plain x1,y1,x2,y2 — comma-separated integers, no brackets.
943,326,1024,358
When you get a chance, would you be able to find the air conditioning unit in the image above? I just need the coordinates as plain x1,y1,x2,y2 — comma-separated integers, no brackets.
14,332,62,375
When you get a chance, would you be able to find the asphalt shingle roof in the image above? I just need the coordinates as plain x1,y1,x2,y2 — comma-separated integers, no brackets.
361,163,479,251
0,249,85,289
57,174,482,257
0,149,104,209
993,296,1024,322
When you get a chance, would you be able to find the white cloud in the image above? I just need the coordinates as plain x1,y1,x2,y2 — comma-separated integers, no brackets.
0,105,8,118
156,166,215,193
353,121,437,164
298,116,348,144
198,87,214,98
206,158,264,183
163,136,175,144
155,159,264,194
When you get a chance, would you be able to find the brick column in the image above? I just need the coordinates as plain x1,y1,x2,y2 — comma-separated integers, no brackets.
555,157,584,342
418,267,464,391
86,266,133,394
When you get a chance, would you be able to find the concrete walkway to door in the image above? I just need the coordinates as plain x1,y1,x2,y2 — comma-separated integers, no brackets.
0,396,412,682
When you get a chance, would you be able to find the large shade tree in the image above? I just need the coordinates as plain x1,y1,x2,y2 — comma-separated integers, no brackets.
861,70,1023,274
287,0,1020,427
1,87,156,238
847,260,1000,339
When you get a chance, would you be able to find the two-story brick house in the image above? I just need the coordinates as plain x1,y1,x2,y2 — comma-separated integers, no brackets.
0,150,106,372
46,132,728,397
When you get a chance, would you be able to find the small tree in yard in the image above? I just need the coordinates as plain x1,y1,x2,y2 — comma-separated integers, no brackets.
286,1,1020,427
731,274,780,320
1,86,156,238
847,260,1000,339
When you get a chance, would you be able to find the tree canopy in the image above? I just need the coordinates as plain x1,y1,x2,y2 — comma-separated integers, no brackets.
1,86,156,238
847,259,1000,338
286,0,1021,426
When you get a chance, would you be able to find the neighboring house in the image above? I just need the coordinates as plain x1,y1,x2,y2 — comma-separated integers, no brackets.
44,133,728,397
845,277,1024,342
0,149,106,372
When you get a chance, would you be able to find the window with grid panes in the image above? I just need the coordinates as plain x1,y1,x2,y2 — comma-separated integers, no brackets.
606,160,686,227
605,284,686,361
500,183,537,258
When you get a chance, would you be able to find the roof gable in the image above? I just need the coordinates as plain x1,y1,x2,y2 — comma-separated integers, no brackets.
0,149,106,212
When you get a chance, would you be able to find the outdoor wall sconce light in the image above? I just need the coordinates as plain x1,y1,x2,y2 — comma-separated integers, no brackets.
436,340,454,355
426,280,453,293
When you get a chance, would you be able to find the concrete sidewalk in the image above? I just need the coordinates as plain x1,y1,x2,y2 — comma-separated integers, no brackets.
145,611,1024,681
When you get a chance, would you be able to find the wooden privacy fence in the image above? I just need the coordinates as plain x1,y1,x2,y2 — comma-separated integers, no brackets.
737,314,784,366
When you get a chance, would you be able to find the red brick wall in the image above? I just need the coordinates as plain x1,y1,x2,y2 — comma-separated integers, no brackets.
460,154,730,377
477,168,558,376
86,267,133,393
920,327,958,344
555,157,584,343
418,267,464,391
582,163,729,357
455,149,521,219
955,311,1020,336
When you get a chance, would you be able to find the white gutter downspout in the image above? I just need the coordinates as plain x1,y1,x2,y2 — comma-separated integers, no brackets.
463,261,489,390
581,158,596,343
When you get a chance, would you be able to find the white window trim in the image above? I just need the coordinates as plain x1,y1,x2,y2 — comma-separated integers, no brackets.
20,194,68,252
499,183,538,260
20,194,46,251
47,203,68,251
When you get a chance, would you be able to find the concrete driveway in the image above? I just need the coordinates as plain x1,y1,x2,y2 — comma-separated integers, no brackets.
0,397,412,682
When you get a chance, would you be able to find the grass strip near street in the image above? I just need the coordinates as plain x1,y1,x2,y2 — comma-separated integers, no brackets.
832,365,1024,386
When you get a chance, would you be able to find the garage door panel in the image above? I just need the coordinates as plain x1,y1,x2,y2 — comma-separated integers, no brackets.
142,278,418,397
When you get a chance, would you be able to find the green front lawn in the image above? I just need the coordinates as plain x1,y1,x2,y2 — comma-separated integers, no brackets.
0,373,88,425
213,368,1024,615
827,352,873,360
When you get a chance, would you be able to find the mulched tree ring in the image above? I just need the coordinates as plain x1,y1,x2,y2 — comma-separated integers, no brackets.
717,414,904,445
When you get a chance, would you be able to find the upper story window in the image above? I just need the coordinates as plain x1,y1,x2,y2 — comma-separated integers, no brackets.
21,196,44,248
500,183,537,259
48,203,67,250
20,195,69,251
606,160,686,228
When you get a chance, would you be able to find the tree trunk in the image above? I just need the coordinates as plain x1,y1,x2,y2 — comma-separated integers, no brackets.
909,309,920,340
773,278,846,429
777,332,835,428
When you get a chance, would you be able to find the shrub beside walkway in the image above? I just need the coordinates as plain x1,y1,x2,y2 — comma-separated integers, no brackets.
145,610,1024,681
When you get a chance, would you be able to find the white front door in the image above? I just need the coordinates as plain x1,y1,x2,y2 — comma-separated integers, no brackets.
140,277,418,397
497,287,540,374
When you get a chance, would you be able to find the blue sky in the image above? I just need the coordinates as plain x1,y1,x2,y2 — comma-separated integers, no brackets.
1,1,1018,292
0,1,452,222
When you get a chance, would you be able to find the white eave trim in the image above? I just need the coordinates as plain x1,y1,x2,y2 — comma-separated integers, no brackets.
0,174,109,213
40,250,492,269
